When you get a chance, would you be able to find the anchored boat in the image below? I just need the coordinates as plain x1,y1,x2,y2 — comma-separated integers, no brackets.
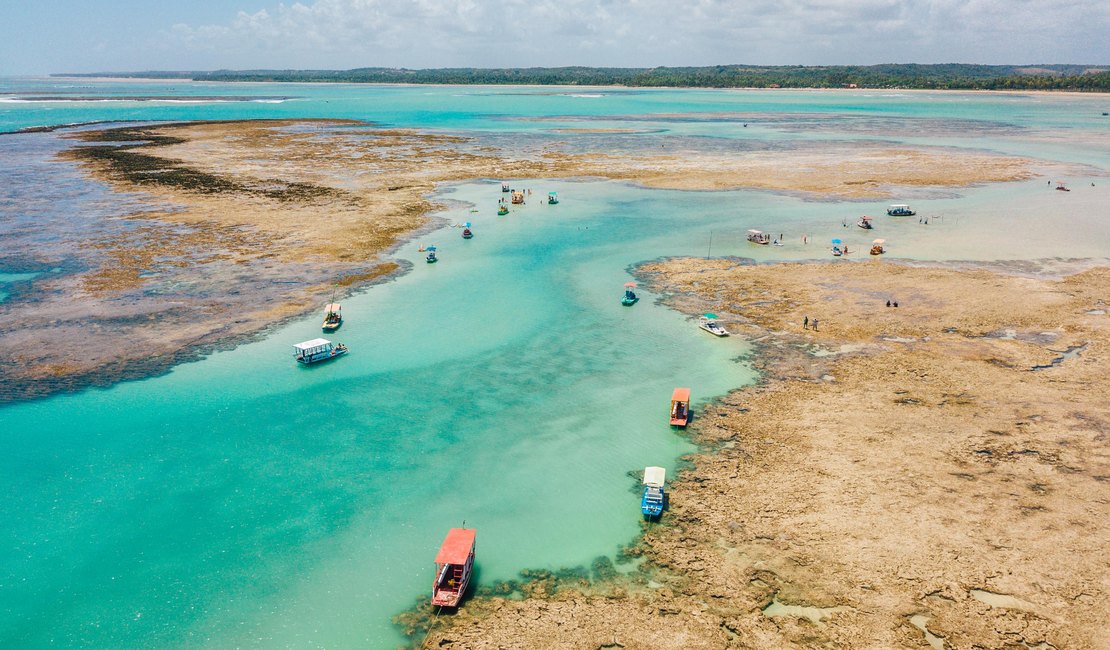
621,281,639,306
870,238,886,255
462,227,473,239
857,216,873,229
431,528,476,608
641,466,666,520
293,338,348,364
501,181,510,193
321,303,342,331
670,387,691,427
511,190,525,205
547,191,559,205
887,204,915,216
699,313,729,336
426,251,438,263
746,229,771,245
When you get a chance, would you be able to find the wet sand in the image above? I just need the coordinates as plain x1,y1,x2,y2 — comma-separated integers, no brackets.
417,259,1110,649
1,119,1038,401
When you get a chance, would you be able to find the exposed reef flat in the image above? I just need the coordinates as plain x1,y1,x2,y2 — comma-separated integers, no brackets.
418,259,1109,649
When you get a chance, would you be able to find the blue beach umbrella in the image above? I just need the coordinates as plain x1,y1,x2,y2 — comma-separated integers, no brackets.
463,222,471,228
831,239,842,245
426,245,437,251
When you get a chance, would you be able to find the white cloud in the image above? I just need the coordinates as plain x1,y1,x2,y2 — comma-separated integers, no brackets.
157,0,1110,68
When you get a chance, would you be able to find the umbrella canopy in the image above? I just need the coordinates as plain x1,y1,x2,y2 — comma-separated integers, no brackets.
873,239,885,244
704,313,718,319
463,222,471,228
624,281,637,288
426,245,437,251
831,239,842,245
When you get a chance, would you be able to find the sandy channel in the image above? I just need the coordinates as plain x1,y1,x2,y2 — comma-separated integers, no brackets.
415,259,1109,649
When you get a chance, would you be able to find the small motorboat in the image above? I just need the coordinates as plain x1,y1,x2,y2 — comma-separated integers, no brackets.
497,203,509,215
321,302,342,331
699,314,729,337
293,338,348,364
641,466,666,520
857,216,873,229
670,387,691,427
870,238,886,255
832,246,843,257
462,228,473,239
887,204,915,217
746,229,771,245
547,191,559,205
501,181,510,192
621,281,638,306
426,251,438,263
431,528,476,609
1055,183,1070,192
511,190,525,205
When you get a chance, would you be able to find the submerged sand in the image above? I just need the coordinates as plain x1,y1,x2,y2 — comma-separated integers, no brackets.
418,259,1110,649
0,118,1038,401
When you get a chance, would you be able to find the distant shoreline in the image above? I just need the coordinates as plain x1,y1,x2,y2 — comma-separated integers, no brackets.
44,63,1110,93
30,76,1110,98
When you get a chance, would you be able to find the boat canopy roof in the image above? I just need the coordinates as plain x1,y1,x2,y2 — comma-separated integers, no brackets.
294,338,331,350
889,203,910,209
671,387,691,402
325,303,341,312
860,215,872,220
548,191,557,196
873,239,885,244
643,466,666,487
435,528,476,565
747,229,763,235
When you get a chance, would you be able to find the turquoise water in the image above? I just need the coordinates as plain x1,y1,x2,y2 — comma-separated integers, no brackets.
0,272,40,303
2,80,1109,648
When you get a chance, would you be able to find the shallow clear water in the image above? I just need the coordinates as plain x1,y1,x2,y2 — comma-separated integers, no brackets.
1,80,1108,648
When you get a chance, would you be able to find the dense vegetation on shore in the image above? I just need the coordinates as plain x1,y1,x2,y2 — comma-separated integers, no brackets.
59,64,1110,91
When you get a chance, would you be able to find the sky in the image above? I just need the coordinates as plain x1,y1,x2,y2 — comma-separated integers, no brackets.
2,0,1108,75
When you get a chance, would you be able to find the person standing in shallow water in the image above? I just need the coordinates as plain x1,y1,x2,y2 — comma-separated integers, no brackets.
812,318,819,331
804,316,809,330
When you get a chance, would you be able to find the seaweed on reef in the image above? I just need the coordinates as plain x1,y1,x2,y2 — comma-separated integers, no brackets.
65,123,343,203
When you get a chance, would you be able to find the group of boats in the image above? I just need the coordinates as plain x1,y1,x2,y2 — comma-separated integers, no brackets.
428,385,692,611
499,181,559,213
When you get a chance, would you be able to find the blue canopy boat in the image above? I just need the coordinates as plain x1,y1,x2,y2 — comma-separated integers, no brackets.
641,466,666,519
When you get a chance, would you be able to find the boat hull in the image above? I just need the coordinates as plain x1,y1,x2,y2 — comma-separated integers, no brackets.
296,348,348,364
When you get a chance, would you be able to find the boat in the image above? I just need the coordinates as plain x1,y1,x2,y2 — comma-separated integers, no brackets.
462,228,473,239
497,202,509,215
746,229,771,245
511,190,525,205
699,314,729,337
431,528,476,608
621,281,639,306
1056,182,1070,192
547,191,559,205
857,216,873,229
870,238,885,255
293,338,348,364
887,204,915,217
321,303,342,331
832,246,843,257
641,466,666,520
670,387,691,427
426,251,438,263
501,181,510,193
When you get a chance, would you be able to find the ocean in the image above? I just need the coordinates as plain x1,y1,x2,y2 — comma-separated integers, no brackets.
1,79,1108,647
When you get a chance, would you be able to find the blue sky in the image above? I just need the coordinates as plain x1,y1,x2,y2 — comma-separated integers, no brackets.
2,0,1108,75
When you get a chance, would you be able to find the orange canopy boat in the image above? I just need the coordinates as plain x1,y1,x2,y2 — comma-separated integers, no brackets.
670,387,691,427
431,528,476,608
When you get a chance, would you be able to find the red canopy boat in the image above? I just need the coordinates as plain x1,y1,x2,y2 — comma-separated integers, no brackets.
431,528,476,608
670,388,691,427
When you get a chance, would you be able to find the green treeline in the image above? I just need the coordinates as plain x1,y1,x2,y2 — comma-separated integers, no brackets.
59,64,1110,91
